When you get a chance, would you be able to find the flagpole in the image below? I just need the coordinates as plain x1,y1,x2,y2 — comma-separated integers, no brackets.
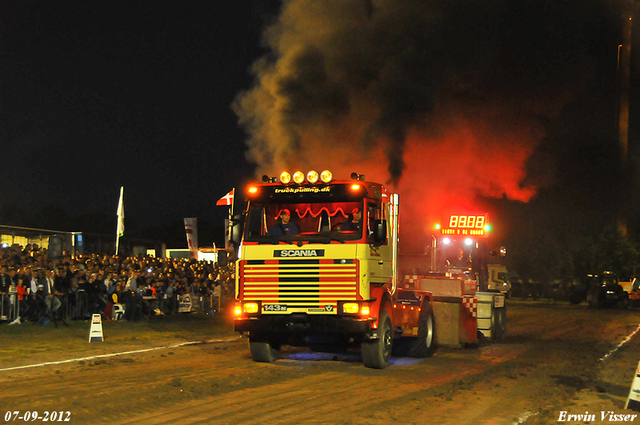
230,187,235,217
228,188,235,258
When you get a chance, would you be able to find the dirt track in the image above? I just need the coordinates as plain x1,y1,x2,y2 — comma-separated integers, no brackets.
1,302,640,425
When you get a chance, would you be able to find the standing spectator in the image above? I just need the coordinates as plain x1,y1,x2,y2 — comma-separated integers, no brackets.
76,269,88,292
11,278,32,324
154,280,164,299
53,268,68,316
10,277,32,325
165,281,175,314
66,270,80,314
211,281,222,314
55,267,70,297
7,267,18,321
22,266,34,289
42,269,61,316
33,284,47,318
87,273,107,315
29,269,41,295
122,284,142,321
104,272,115,292
127,270,140,293
0,265,12,320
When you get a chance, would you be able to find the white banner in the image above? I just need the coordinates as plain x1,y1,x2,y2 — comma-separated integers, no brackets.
115,186,125,255
178,294,192,313
116,187,125,237
184,218,198,260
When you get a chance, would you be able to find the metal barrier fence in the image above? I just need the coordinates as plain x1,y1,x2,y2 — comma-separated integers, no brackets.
0,292,19,323
1,291,223,324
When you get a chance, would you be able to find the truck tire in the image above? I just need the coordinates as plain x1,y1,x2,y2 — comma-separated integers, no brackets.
618,292,630,309
407,302,436,358
361,310,393,369
569,291,583,305
500,307,507,339
587,287,600,308
492,306,507,341
249,337,280,363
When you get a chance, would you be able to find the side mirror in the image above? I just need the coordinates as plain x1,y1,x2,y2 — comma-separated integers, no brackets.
373,219,387,245
230,214,244,247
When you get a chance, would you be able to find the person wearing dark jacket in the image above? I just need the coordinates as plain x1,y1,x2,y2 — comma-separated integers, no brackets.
267,209,299,236
42,269,61,316
122,285,142,321
0,266,12,320
341,208,363,232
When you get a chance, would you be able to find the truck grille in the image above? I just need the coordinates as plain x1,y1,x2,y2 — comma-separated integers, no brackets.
240,258,359,312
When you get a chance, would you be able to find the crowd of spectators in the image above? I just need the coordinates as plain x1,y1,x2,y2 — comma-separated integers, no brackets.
0,243,234,325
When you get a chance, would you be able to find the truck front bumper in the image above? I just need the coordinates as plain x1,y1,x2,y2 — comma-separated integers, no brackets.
235,314,373,336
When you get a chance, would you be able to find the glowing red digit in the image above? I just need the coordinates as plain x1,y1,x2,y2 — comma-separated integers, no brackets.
467,216,476,228
476,216,485,228
449,215,458,227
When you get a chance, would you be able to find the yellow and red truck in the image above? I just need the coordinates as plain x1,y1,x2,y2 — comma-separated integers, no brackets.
232,170,436,369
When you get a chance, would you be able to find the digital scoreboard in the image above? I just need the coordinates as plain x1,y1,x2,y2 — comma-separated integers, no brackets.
437,214,490,236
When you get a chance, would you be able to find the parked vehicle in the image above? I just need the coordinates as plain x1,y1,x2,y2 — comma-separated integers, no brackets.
585,272,629,308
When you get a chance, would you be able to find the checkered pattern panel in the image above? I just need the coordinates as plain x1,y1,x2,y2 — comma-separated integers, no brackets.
462,297,477,318
404,275,425,283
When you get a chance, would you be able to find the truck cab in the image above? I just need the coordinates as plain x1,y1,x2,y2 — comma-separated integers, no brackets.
486,264,510,293
232,170,435,368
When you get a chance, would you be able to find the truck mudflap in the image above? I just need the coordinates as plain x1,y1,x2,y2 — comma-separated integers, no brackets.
235,314,373,336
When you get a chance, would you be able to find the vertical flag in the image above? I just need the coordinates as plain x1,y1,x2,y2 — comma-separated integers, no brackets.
115,186,125,255
216,188,234,206
184,218,199,260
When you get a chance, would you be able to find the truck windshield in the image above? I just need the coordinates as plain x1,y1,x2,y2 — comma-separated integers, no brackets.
244,200,364,243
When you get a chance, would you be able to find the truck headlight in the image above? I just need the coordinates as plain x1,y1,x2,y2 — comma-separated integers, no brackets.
243,302,259,314
343,303,359,314
342,303,370,315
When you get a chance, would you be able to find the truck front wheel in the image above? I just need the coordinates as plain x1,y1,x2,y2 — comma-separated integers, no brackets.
249,336,280,363
361,310,393,369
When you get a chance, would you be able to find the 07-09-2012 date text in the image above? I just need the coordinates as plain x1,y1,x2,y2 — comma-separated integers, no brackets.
4,411,71,422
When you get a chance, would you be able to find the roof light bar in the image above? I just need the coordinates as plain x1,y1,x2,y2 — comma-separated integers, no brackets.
280,171,292,184
307,170,319,184
275,169,335,184
320,170,333,183
292,171,305,184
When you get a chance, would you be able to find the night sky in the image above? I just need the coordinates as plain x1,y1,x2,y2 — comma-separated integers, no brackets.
0,1,279,232
1,0,640,256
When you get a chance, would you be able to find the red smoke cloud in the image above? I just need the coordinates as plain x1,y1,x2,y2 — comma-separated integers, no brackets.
396,101,541,252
